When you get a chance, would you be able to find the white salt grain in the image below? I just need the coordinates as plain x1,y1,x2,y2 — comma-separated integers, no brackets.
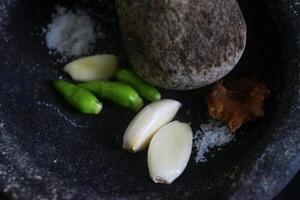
44,6,100,61
193,120,234,163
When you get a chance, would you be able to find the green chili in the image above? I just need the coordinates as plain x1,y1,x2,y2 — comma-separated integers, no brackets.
115,69,161,102
78,81,143,111
53,80,102,114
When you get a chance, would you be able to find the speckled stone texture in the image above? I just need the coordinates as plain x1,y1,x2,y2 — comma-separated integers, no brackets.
116,0,247,90
0,0,299,200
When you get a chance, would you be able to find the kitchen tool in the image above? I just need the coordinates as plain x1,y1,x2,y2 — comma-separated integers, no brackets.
0,0,299,199
116,0,247,90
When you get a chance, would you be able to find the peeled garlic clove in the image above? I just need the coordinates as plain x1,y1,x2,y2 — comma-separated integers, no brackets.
148,121,193,184
63,54,118,82
123,99,181,152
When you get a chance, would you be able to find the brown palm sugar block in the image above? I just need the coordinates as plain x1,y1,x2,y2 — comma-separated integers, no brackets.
205,78,271,132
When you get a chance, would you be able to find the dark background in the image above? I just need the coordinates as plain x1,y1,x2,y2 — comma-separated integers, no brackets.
274,171,300,200
1,171,299,200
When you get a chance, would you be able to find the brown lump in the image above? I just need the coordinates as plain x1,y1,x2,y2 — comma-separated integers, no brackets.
205,78,271,132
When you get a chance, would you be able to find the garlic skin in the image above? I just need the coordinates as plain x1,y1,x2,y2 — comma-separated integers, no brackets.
148,121,193,184
123,99,182,152
63,54,118,82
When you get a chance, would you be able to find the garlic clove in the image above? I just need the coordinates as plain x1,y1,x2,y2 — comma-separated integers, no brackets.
123,99,182,152
148,121,193,184
63,54,118,82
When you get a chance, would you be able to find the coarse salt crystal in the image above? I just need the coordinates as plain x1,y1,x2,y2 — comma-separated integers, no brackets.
193,119,234,163
44,6,102,61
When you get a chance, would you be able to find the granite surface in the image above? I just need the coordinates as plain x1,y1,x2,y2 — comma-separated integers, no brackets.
0,0,299,199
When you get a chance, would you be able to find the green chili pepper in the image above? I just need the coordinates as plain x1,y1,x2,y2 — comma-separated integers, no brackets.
78,81,143,111
114,69,161,102
53,80,102,114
